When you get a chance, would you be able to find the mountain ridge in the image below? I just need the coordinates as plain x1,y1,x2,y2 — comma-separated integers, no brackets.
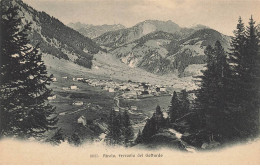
68,22,126,39
111,28,231,76
3,0,102,68
93,20,182,49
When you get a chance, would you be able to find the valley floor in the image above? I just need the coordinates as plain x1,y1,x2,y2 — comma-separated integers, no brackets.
42,52,200,148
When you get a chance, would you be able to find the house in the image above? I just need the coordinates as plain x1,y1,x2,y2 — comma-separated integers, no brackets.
70,85,78,90
62,87,69,90
76,78,84,81
131,106,138,111
114,107,120,112
73,101,84,106
160,87,167,92
51,78,57,82
47,95,56,100
77,116,86,126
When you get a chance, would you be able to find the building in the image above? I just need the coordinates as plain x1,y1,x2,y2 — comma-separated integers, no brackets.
114,107,120,112
70,85,78,90
160,87,167,92
73,101,84,106
51,77,57,82
77,116,86,126
47,95,56,100
76,78,84,81
62,87,69,90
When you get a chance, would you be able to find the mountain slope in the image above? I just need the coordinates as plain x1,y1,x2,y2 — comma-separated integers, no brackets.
111,28,231,76
94,20,182,49
3,0,102,68
68,22,126,39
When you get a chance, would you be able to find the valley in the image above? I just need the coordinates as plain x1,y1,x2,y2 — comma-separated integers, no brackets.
43,51,194,142
2,0,245,150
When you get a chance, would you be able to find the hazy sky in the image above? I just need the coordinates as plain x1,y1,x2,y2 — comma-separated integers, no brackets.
23,0,260,35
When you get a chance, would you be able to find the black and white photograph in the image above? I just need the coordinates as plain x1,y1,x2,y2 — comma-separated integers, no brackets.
0,0,260,165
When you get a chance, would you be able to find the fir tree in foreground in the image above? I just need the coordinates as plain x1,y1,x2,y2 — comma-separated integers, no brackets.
168,90,190,123
0,5,58,138
168,91,181,122
139,105,165,143
105,109,134,146
228,16,260,139
122,110,134,146
191,16,260,144
194,41,231,142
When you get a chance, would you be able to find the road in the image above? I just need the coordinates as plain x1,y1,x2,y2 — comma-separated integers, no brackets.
58,107,88,116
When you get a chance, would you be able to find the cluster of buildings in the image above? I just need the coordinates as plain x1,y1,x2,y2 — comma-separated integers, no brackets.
83,78,170,99
51,75,171,99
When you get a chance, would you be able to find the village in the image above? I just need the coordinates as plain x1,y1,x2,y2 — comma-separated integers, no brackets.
48,76,172,103
83,78,170,98
46,75,176,140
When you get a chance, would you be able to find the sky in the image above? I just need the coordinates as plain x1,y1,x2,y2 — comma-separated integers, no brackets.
23,0,260,36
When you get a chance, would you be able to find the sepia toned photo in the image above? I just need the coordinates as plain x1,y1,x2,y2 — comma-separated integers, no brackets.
0,0,260,165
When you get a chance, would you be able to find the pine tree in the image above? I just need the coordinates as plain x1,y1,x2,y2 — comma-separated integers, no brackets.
114,113,123,144
195,45,217,140
228,16,260,139
194,41,231,142
105,109,116,145
0,5,58,138
142,105,165,142
238,16,259,137
153,105,164,129
105,109,123,145
0,5,29,137
141,118,156,142
209,41,231,141
179,90,190,115
122,110,134,146
168,91,181,122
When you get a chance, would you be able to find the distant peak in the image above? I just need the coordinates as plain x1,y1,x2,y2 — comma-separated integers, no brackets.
189,24,210,30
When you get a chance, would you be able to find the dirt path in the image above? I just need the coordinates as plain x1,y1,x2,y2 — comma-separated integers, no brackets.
168,128,196,153
59,107,88,116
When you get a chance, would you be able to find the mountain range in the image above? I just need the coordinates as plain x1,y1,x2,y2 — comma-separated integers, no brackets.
68,22,126,39
92,20,231,75
4,0,232,79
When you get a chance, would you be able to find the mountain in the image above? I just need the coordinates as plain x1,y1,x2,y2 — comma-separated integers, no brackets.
68,22,126,39
189,24,210,30
3,0,102,68
111,28,231,76
94,20,182,49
